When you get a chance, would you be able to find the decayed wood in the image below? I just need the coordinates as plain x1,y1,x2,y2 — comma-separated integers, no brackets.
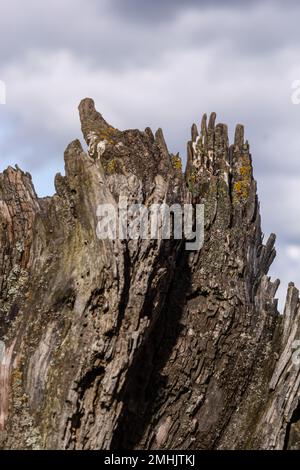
0,98,299,449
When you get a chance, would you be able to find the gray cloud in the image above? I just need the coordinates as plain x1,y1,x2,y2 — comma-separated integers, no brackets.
0,0,300,307
107,0,263,22
1,0,300,71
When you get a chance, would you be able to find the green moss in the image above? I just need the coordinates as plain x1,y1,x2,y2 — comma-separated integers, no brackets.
0,264,28,316
11,368,42,449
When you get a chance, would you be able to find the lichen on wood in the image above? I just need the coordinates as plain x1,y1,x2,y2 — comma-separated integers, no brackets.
0,99,299,450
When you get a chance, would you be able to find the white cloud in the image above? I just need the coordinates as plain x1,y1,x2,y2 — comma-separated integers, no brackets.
286,245,300,260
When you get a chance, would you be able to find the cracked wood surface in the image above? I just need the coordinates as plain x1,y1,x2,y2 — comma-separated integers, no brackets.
0,98,299,449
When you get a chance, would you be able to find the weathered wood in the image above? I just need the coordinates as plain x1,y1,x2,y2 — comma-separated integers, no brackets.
0,98,299,449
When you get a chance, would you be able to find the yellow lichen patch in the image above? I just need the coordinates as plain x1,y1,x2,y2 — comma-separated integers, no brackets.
239,165,252,178
97,126,119,145
187,171,197,193
11,368,24,409
105,159,117,174
11,368,23,381
189,172,196,183
171,154,182,171
234,153,252,201
233,180,249,199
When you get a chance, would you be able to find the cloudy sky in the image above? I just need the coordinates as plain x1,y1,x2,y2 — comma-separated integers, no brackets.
0,0,300,309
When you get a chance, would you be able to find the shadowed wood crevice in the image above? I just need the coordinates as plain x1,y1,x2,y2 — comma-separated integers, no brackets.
111,243,191,449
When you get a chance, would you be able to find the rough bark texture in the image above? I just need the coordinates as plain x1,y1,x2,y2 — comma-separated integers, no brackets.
0,98,299,449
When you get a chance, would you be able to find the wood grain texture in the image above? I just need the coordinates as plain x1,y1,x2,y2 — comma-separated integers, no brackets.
0,99,299,450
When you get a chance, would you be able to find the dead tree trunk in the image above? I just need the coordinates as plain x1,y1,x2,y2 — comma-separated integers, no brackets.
0,98,299,450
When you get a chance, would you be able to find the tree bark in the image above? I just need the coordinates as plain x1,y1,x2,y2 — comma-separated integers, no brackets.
0,98,299,450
